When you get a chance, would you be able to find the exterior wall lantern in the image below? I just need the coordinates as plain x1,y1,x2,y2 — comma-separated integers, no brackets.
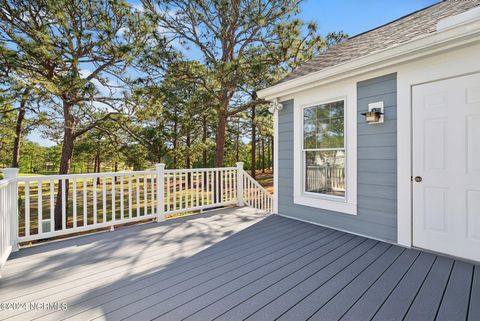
268,98,283,113
361,101,384,124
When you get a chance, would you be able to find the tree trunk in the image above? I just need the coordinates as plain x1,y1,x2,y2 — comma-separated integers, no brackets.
236,117,240,162
214,96,230,167
54,101,75,230
261,137,265,173
202,114,208,167
12,88,30,168
271,134,274,172
250,106,256,179
173,110,178,169
267,136,271,170
186,132,191,185
95,151,101,184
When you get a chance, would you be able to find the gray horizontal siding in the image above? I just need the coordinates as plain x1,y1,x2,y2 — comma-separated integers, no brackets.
277,73,398,243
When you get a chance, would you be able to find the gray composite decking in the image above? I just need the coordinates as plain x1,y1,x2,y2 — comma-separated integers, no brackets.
0,207,478,321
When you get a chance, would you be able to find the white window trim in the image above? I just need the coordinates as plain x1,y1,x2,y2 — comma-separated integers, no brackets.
293,84,357,215
302,98,346,200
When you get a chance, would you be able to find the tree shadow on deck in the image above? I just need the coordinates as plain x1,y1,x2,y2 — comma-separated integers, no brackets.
0,207,268,321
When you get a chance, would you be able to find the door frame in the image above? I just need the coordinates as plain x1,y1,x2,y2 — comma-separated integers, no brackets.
399,70,480,250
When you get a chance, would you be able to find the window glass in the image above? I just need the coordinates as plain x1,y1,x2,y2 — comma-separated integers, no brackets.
303,100,345,198
305,151,345,197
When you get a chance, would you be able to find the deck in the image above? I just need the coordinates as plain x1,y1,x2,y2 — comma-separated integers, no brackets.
0,207,478,321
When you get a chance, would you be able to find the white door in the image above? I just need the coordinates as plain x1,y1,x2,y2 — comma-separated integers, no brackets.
413,73,480,262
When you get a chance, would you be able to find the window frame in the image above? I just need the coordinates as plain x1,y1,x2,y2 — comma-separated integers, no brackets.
301,98,347,201
293,87,357,216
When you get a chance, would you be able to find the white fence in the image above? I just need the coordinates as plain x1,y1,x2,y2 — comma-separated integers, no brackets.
0,163,272,251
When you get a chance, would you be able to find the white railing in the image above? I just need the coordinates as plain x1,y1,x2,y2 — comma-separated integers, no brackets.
0,169,18,276
242,171,274,214
0,163,274,273
2,162,273,246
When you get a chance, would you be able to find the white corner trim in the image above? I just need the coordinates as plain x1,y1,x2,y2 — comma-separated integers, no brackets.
273,107,279,214
258,21,480,100
292,81,357,216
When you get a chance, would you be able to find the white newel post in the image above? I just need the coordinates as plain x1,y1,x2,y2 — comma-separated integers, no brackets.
3,168,19,252
236,162,244,206
155,163,166,222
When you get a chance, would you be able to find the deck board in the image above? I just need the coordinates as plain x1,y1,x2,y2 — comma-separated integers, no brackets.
436,261,474,321
308,246,412,321
0,208,478,321
402,256,454,321
371,252,437,320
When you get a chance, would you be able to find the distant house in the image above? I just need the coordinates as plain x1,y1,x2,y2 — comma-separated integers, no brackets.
258,1,480,262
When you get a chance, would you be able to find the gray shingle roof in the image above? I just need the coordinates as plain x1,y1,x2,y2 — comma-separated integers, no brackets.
279,0,480,84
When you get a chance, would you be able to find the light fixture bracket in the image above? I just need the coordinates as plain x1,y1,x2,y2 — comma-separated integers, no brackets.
361,101,384,124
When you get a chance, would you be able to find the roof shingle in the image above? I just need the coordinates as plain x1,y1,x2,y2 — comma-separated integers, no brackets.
279,0,480,84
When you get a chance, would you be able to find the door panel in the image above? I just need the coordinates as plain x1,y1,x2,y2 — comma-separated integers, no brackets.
413,73,480,262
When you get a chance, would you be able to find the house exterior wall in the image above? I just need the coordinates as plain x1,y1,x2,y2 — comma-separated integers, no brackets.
277,73,398,242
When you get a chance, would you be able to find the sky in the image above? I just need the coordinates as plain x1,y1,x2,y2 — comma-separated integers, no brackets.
300,0,438,37
29,0,439,147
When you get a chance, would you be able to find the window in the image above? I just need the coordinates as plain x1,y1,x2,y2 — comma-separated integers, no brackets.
303,100,346,198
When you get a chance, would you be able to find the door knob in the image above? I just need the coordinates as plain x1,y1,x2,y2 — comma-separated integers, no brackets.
414,176,422,182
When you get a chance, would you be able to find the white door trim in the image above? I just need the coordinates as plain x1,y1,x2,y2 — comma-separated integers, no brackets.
395,44,480,249
410,73,480,262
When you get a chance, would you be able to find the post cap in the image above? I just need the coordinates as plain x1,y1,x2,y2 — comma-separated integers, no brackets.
2,168,19,179
236,162,244,168
155,163,166,170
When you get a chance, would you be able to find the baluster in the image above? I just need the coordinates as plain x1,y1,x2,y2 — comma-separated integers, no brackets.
251,180,254,208
136,175,140,217
206,171,210,205
233,170,237,202
173,172,177,211
150,174,155,215
92,176,98,225
228,170,235,201
190,171,194,209
128,175,132,219
83,178,87,226
112,175,116,223
120,175,124,221
195,172,199,207
220,170,224,203
216,170,220,204
263,192,266,211
25,182,30,237
72,179,76,229
244,177,248,206
50,180,55,230
38,180,43,234
166,173,171,212
143,175,147,215
180,172,184,210
101,176,106,224
200,171,204,207
61,179,66,230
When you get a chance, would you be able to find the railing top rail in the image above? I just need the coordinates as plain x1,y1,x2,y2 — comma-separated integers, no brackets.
165,167,237,173
15,166,239,182
0,178,15,188
16,170,157,182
